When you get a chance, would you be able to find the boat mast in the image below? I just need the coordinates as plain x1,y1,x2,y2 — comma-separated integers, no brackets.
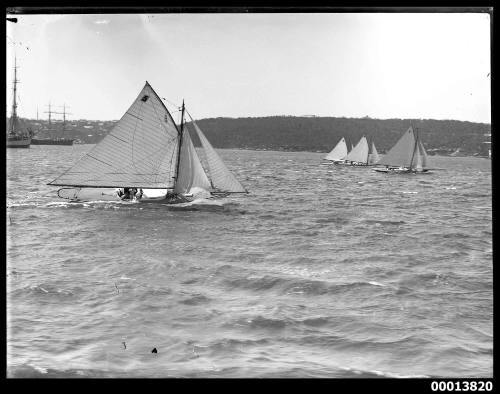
409,126,419,171
366,137,369,165
174,100,185,188
9,56,19,135
54,104,72,138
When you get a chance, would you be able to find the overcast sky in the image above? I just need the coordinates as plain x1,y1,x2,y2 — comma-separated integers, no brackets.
6,12,491,123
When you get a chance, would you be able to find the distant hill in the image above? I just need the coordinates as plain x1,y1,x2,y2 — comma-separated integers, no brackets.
14,116,491,156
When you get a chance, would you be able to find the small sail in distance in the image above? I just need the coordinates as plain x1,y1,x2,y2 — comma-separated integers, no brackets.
324,137,348,162
368,141,380,165
345,136,369,164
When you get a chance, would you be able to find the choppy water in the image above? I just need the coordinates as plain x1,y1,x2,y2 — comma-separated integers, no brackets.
7,145,492,378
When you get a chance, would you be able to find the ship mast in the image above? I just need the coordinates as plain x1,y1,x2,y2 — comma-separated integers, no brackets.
8,56,20,135
174,100,185,187
53,104,72,137
45,102,52,126
409,126,419,171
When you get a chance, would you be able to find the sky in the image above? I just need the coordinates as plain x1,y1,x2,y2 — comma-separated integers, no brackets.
6,12,491,123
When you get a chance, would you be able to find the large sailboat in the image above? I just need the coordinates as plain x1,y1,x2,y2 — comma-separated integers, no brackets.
7,57,31,148
49,82,247,203
374,126,430,174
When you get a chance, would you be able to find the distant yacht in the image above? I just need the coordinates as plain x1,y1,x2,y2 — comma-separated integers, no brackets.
6,57,31,148
374,126,430,174
323,137,348,163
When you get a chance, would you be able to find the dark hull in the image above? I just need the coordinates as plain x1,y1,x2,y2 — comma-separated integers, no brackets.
374,168,431,174
32,138,74,146
7,136,31,148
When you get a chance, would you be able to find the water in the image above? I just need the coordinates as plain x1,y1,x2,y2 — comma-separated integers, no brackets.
7,145,492,378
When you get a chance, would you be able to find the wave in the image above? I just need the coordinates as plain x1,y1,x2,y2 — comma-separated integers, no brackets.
10,283,83,299
363,219,406,226
178,293,211,306
7,364,114,378
222,274,391,297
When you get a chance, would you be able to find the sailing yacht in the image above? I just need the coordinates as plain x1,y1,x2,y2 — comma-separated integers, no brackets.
374,126,430,174
324,136,380,166
323,137,348,163
49,82,247,203
7,57,31,148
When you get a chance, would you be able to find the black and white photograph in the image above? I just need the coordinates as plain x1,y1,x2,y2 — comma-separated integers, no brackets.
6,8,492,380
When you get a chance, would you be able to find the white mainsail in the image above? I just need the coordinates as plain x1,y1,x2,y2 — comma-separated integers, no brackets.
174,126,212,194
377,127,416,168
49,82,180,188
368,141,380,164
324,137,348,161
345,136,369,163
190,117,247,193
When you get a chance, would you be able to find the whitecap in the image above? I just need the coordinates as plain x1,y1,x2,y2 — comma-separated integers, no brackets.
371,370,429,378
368,281,386,287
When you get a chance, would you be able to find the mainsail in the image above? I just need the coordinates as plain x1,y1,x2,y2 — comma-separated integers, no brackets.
324,137,348,161
174,125,212,194
190,117,247,193
345,136,369,163
368,141,380,164
48,82,180,188
377,127,416,168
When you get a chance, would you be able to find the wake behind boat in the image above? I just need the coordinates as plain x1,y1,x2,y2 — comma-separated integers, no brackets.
48,81,248,203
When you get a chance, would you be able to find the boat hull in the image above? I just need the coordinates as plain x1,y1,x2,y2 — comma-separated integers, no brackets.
7,136,31,148
32,138,74,146
332,161,373,166
374,167,431,174
56,187,195,204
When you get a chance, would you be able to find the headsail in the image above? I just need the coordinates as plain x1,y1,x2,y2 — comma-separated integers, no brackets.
418,140,428,168
368,141,380,164
324,137,348,161
48,82,180,188
189,115,247,193
174,125,212,194
345,136,369,163
378,127,416,168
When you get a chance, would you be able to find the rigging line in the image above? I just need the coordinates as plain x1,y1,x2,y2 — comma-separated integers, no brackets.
149,93,175,184
130,99,144,175
161,97,181,111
